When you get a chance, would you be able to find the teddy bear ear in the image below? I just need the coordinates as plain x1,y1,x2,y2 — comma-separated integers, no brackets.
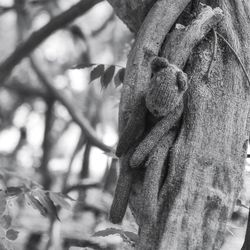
151,57,169,73
177,71,188,91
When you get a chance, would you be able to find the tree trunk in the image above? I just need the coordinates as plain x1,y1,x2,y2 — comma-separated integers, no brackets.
108,0,250,249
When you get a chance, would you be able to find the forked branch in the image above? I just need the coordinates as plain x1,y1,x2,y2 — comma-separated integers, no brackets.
30,57,112,153
0,0,103,83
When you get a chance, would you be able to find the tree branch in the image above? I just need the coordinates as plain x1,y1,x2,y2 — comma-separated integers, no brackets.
107,0,157,32
29,57,113,153
119,0,191,133
62,134,86,192
0,5,14,15
2,80,50,99
162,6,223,67
0,0,103,83
40,99,54,189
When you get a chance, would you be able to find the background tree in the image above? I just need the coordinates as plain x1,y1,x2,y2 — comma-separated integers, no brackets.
0,1,130,249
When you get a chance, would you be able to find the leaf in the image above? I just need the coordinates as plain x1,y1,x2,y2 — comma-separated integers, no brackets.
71,63,95,69
123,231,139,243
25,193,47,217
114,68,125,87
100,66,116,89
0,215,12,229
118,68,125,82
94,228,122,237
114,71,122,88
94,228,138,245
6,229,19,241
32,189,59,220
49,192,71,210
0,191,6,216
6,187,23,197
90,64,105,82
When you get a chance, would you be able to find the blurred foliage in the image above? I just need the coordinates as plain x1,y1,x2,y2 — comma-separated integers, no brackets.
0,0,136,249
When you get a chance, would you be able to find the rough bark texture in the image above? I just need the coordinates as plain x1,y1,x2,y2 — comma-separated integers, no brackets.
111,0,250,249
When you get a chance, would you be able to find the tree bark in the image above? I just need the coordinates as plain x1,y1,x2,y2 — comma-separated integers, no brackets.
110,0,250,249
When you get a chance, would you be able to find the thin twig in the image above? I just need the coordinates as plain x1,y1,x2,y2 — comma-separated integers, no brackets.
40,99,54,189
64,183,101,194
91,12,115,37
29,56,113,153
45,216,55,250
0,6,14,15
206,28,218,78
62,134,86,192
216,31,250,86
80,141,91,178
0,0,103,83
